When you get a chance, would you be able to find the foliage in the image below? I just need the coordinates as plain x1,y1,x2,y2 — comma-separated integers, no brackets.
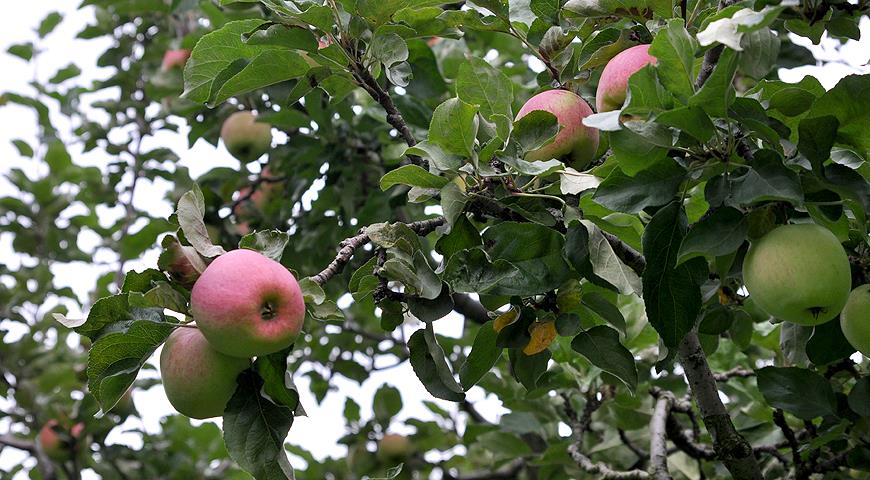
1,0,869,479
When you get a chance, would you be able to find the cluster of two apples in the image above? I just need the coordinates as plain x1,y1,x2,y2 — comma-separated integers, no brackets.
160,249,305,419
743,224,869,355
514,44,655,169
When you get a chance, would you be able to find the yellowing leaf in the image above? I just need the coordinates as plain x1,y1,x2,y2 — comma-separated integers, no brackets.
493,308,519,333
523,321,557,356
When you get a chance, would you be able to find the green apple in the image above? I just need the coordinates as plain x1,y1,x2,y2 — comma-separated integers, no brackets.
840,285,870,357
377,433,412,461
515,89,600,169
220,111,272,162
191,249,306,358
742,223,851,325
159,328,250,419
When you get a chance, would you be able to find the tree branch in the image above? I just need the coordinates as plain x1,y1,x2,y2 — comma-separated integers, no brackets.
452,294,491,324
568,444,651,480
0,434,35,452
650,393,674,480
678,332,762,480
308,217,445,286
773,409,806,480
442,458,525,480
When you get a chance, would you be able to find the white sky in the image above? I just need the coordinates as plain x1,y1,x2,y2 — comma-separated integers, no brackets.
0,4,868,479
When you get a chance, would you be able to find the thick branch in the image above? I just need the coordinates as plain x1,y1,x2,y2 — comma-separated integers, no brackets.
0,434,35,452
678,332,762,480
602,231,646,275
452,294,491,325
649,394,673,480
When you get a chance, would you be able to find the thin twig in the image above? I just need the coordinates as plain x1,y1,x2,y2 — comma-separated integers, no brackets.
650,393,674,480
308,217,445,286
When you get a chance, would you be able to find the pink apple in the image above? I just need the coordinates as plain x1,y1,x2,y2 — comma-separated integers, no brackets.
159,327,250,419
595,44,657,113
191,249,306,357
515,89,600,169
39,420,67,460
161,49,190,71
220,111,273,162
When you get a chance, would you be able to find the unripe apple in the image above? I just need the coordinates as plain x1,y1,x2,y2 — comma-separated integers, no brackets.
161,49,190,71
378,434,412,461
220,111,273,162
111,389,136,417
742,224,851,325
515,90,600,169
595,44,657,113
159,328,250,419
191,249,306,357
840,285,870,357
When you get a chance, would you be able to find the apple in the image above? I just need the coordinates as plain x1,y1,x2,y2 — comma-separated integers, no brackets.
111,389,136,417
191,249,306,357
38,421,84,461
220,111,273,162
161,49,190,71
159,328,250,419
515,89,600,169
39,420,67,460
742,224,851,325
840,285,870,357
595,44,657,113
378,434,412,461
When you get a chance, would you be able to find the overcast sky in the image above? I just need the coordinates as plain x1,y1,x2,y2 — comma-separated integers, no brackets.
0,4,868,479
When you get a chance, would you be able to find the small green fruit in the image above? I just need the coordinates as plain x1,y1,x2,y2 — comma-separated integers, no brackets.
742,224,851,325
378,434,412,461
220,111,272,162
841,285,870,357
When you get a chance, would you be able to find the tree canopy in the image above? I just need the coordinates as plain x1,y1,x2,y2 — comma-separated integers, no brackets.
1,0,869,479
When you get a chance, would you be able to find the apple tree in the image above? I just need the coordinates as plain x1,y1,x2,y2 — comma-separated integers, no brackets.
1,0,870,479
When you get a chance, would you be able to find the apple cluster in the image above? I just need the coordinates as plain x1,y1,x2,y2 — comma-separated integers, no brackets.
514,44,656,169
742,224,869,355
160,249,306,419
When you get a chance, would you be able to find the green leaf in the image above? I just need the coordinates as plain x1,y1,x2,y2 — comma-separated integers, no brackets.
380,165,449,191
37,11,63,38
641,202,707,348
223,370,296,480
688,47,738,117
677,207,748,265
571,326,638,392
443,248,523,294
482,222,572,295
805,318,856,366
88,320,174,414
756,366,837,420
49,64,82,84
183,20,309,105
10,139,34,157
593,158,686,214
804,74,870,154
512,110,559,154
738,28,780,79
239,230,290,261
459,321,501,389
176,185,227,258
7,43,34,61
435,215,482,259
848,377,870,417
577,221,642,295
798,115,839,169
581,292,626,334
373,384,403,423
405,141,463,171
649,19,697,102
707,151,803,206
654,106,716,143
428,98,479,158
256,350,302,412
456,57,513,124
408,325,465,402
